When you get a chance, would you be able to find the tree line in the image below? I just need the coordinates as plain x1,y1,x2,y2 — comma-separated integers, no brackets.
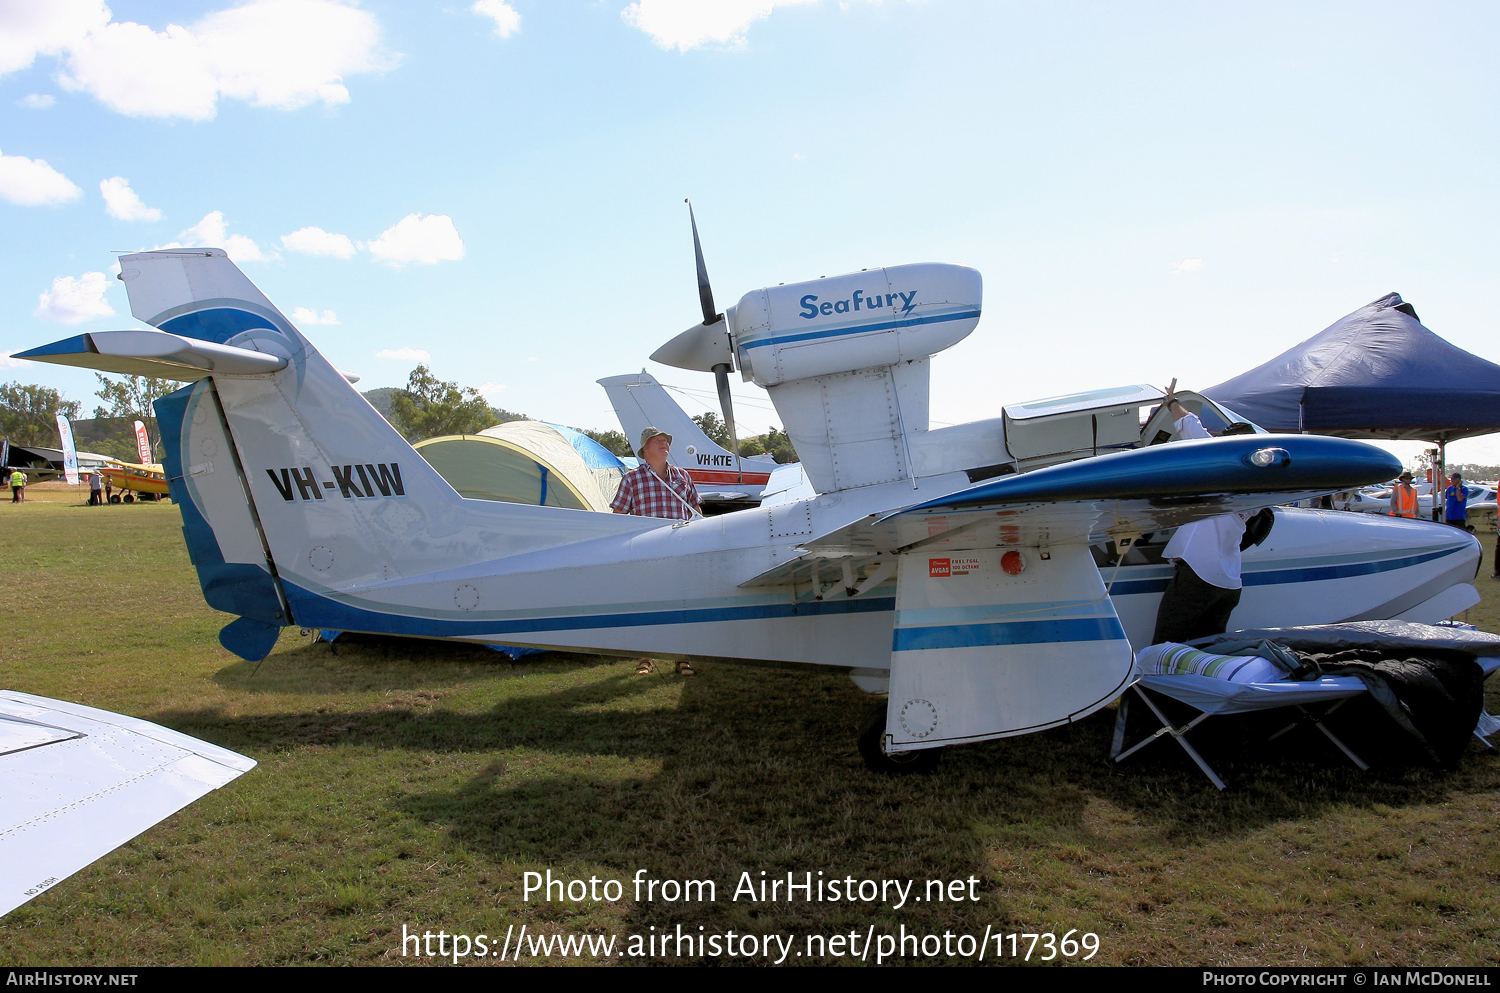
380,365,632,457
689,411,799,464
0,375,173,462
1,366,798,467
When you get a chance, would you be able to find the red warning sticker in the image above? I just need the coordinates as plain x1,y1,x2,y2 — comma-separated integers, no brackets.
929,556,980,578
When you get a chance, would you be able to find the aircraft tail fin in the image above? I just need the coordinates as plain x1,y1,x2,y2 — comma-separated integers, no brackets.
23,250,644,662
597,370,777,490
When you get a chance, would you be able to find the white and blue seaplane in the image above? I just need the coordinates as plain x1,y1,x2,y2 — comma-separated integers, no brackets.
19,242,1479,771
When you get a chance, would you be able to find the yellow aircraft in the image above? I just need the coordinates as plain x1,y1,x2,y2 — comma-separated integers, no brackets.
97,461,169,502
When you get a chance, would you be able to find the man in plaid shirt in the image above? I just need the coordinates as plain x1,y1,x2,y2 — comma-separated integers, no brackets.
611,426,702,521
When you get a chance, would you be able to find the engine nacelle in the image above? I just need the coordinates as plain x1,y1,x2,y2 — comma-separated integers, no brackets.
729,263,982,387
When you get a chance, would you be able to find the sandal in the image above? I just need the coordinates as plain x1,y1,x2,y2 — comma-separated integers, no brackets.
676,661,695,676
635,660,656,675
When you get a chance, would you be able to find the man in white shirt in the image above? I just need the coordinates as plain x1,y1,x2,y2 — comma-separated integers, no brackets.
1150,397,1253,644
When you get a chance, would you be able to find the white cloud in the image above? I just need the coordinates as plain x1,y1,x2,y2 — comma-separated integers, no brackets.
291,307,339,325
471,1,520,38
31,0,394,122
376,347,431,363
1170,258,1205,275
476,381,508,396
0,147,83,206
34,271,115,324
223,234,271,262
281,225,356,258
0,351,34,369
18,93,56,109
622,0,817,51
100,176,162,221
0,0,109,76
156,210,275,262
366,213,465,266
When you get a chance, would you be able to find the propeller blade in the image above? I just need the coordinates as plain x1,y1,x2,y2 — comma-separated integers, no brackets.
686,200,738,478
686,199,720,326
713,362,743,483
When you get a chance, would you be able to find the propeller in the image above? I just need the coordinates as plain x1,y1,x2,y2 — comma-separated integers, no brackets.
686,199,742,482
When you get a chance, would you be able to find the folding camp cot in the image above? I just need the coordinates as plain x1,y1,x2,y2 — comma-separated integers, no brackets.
1109,653,1500,790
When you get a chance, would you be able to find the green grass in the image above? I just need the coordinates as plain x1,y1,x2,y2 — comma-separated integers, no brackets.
1,498,1498,966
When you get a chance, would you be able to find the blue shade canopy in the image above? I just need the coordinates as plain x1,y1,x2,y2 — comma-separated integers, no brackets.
1203,293,1500,442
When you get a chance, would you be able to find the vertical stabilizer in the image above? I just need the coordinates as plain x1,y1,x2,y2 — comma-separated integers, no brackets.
597,371,778,490
119,249,290,342
83,250,644,661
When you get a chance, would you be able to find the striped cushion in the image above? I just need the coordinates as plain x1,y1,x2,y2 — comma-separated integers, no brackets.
1136,642,1283,684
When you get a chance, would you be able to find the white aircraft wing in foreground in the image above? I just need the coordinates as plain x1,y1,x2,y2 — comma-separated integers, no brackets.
0,691,255,917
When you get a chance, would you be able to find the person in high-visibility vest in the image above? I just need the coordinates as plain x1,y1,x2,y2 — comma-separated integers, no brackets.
9,469,24,504
1388,470,1419,519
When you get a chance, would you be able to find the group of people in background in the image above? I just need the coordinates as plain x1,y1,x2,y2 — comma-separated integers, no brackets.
1386,469,1474,529
1387,468,1497,580
85,471,114,506
3,467,148,505
7,468,119,505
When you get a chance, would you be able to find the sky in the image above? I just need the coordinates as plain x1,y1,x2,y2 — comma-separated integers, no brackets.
2,0,1499,467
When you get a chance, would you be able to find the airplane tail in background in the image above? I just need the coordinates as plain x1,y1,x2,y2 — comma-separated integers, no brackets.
597,371,779,494
20,250,648,661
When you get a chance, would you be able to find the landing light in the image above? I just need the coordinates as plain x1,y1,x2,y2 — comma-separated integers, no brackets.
1244,447,1290,469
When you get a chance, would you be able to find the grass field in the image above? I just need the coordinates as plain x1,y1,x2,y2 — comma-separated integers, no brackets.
1,494,1498,966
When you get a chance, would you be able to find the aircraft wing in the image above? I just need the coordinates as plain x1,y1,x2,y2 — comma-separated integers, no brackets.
0,691,256,917
741,434,1402,587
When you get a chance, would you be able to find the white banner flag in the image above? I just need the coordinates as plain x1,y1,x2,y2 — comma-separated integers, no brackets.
134,420,152,465
56,414,79,486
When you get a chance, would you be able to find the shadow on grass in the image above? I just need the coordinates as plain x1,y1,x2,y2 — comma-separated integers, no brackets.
159,646,1498,922
211,633,617,695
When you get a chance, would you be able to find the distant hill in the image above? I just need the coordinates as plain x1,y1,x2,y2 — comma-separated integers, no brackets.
68,416,148,462
360,387,527,426
361,387,400,419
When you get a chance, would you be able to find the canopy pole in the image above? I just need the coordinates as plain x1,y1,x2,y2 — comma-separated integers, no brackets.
1434,439,1446,522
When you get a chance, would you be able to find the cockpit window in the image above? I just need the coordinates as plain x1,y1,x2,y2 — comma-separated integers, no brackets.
1202,399,1264,434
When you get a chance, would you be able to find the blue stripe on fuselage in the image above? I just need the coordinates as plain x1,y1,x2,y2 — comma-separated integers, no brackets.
739,308,979,350
283,542,1468,643
892,616,1127,652
283,581,895,638
1106,543,1471,597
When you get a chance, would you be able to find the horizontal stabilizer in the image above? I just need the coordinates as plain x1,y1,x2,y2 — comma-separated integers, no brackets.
16,329,288,381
